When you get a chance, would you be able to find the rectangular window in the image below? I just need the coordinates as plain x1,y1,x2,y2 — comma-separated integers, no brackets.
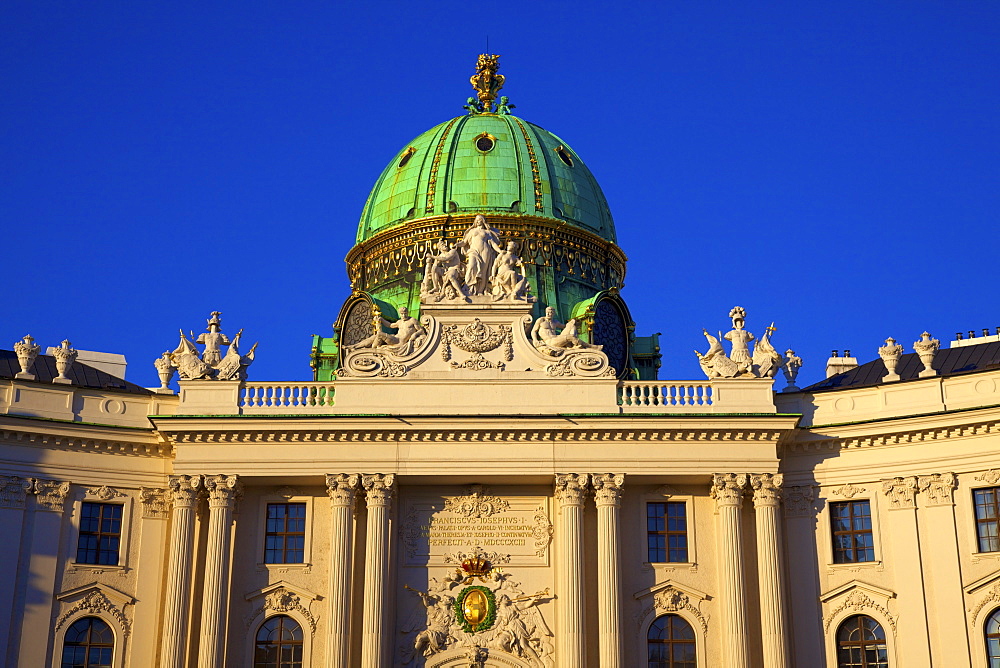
831,500,875,563
647,501,688,563
265,503,306,564
76,502,123,565
975,487,1000,553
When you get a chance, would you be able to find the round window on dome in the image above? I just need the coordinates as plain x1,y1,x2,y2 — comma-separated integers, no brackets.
554,145,574,167
398,147,416,168
474,133,496,153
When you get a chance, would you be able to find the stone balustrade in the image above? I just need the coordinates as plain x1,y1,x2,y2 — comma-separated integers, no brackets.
618,381,713,411
240,382,336,413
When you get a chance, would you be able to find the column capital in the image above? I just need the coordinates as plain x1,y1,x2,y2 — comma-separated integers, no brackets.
362,474,396,507
750,473,783,508
0,475,34,509
168,474,203,508
918,472,956,506
555,473,590,507
203,474,243,508
711,473,747,508
591,474,625,507
326,474,360,507
32,478,71,512
881,476,918,510
781,485,817,517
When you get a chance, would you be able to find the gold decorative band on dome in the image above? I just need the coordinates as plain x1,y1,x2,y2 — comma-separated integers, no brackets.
512,118,544,211
425,117,459,214
345,212,627,296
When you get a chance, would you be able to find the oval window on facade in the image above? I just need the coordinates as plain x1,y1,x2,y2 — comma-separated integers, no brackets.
474,133,496,153
398,146,416,168
555,144,574,167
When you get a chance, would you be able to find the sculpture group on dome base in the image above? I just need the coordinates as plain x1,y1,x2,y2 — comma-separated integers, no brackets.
420,215,534,306
696,306,794,381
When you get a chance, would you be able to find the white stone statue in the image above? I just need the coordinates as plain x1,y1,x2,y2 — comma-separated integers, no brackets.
214,329,257,381
13,335,41,380
913,331,939,378
878,337,904,382
461,214,502,296
153,351,175,389
780,349,802,391
346,306,426,354
751,323,782,378
51,340,78,384
403,584,457,662
166,312,258,381
422,240,470,303
490,241,532,302
531,307,601,354
695,330,739,379
724,307,755,375
195,312,230,366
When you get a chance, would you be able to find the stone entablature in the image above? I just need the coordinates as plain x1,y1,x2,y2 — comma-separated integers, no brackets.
0,377,178,428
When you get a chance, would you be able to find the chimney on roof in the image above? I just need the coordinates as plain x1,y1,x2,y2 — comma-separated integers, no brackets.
826,350,859,378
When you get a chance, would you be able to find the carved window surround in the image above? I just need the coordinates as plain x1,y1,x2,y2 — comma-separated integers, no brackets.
255,487,315,573
67,485,136,574
633,580,709,663
819,486,885,571
638,484,698,572
53,583,133,668
243,580,320,663
820,580,898,666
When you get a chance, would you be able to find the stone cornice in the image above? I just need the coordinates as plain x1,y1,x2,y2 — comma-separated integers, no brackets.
151,414,797,446
784,408,1000,453
0,418,168,458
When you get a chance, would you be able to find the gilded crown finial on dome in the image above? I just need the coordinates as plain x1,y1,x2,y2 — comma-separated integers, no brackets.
468,53,505,114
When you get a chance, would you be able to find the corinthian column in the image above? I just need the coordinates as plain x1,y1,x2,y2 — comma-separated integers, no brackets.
592,474,624,668
161,475,203,668
554,473,589,667
751,474,788,668
711,473,749,668
361,474,395,668
326,474,360,668
197,475,242,668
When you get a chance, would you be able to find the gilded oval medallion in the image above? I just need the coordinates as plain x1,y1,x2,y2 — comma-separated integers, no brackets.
463,588,488,625
454,586,496,633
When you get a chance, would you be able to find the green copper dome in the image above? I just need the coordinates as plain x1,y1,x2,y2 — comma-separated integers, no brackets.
357,113,616,244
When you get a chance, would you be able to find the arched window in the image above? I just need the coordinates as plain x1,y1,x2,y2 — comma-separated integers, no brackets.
61,616,114,668
986,608,1000,666
647,614,695,668
254,615,303,668
837,614,889,668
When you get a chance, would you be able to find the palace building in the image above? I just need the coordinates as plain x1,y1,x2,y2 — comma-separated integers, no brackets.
4,55,1000,668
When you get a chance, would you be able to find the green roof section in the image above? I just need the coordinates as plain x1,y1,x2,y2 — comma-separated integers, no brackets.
357,114,616,244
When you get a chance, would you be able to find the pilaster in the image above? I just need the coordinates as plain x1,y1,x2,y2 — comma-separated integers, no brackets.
554,473,588,667
326,474,360,668
711,473,749,668
592,473,624,668
361,473,395,668
160,474,203,668
751,473,788,668
197,474,242,668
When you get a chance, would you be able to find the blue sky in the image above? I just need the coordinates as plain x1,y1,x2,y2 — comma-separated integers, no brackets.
3,2,998,388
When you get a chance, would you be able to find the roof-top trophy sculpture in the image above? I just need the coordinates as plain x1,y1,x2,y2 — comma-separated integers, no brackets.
163,312,257,381
695,306,785,379
469,53,505,114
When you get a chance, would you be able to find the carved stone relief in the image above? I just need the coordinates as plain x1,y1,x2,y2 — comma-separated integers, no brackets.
822,589,896,635
86,485,126,501
830,484,866,499
881,476,918,510
918,473,956,506
55,589,131,638
244,586,318,636
139,487,169,519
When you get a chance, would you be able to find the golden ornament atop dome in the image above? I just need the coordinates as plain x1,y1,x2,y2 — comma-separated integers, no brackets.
470,53,505,113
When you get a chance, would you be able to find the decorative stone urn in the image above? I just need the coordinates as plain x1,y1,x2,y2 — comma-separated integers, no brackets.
153,351,176,393
13,334,41,380
51,340,78,384
780,349,803,392
913,331,939,378
878,337,904,382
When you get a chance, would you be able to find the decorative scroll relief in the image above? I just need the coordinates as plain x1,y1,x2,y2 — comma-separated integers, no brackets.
55,589,131,638
86,485,126,501
400,568,553,667
822,589,897,635
244,584,318,636
830,484,866,499
441,319,514,371
977,470,1000,485
339,314,437,378
634,582,710,635
969,581,1000,626
401,488,552,566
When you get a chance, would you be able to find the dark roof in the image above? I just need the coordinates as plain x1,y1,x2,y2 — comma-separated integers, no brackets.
0,349,153,395
803,341,1000,393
